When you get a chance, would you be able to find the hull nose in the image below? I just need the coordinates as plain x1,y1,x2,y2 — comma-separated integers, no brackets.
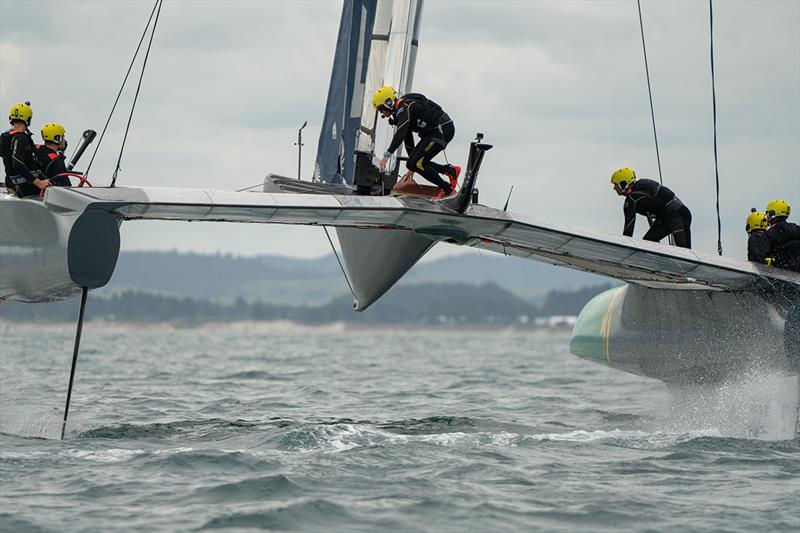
570,286,626,365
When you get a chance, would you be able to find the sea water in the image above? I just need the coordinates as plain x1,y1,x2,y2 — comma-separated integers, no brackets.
1,322,798,532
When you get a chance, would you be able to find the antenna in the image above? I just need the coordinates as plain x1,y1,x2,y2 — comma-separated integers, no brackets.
295,121,308,179
503,185,514,211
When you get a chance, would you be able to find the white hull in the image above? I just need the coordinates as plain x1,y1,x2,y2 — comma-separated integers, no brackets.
1,195,81,302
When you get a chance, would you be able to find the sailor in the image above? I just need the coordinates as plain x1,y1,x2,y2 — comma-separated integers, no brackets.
35,123,72,187
0,102,48,197
610,167,692,248
749,199,800,272
373,86,461,198
745,209,770,262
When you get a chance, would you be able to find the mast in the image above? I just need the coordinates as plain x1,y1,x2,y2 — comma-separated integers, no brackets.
357,0,424,167
314,0,424,185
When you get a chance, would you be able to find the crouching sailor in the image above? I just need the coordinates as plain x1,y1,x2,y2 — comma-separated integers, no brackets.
36,123,72,187
745,209,770,262
610,167,692,248
1,101,49,197
750,199,800,273
373,86,461,199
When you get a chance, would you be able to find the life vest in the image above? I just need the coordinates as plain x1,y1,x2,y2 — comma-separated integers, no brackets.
1,129,37,186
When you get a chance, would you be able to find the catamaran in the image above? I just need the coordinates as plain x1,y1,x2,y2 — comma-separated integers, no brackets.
1,1,798,437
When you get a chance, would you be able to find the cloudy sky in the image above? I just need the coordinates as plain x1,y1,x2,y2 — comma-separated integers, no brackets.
2,0,798,262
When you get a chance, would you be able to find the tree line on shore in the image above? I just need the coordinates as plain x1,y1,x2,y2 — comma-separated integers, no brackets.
1,282,616,325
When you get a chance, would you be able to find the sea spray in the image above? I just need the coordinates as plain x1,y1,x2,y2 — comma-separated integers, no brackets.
661,370,800,440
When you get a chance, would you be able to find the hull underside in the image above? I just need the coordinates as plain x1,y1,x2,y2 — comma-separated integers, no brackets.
571,284,798,383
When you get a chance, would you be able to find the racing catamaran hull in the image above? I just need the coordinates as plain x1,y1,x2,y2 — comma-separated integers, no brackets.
0,194,120,303
571,285,798,383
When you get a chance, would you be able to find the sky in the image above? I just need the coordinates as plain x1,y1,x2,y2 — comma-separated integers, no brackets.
1,0,798,262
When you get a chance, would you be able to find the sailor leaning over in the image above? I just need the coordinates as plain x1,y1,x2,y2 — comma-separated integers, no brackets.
610,167,693,249
373,86,461,199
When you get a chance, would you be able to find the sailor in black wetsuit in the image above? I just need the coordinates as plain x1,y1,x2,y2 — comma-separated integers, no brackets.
0,102,49,197
372,86,460,198
745,209,770,262
35,123,72,187
610,167,692,248
749,199,800,273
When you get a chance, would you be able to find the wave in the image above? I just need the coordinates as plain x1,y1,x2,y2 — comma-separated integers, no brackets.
0,514,57,533
199,499,355,531
77,418,260,440
190,474,303,504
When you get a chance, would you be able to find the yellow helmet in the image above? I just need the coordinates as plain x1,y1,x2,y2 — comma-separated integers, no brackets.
610,167,636,189
9,101,32,126
745,209,768,233
766,199,791,222
372,86,398,110
41,123,66,143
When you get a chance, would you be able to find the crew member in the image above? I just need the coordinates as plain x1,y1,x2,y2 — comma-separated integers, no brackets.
745,209,769,262
0,102,48,197
373,86,460,198
610,167,692,248
36,123,71,187
750,199,800,272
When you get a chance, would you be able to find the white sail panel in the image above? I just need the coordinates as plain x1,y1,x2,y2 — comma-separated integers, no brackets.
356,0,424,165
356,1,393,154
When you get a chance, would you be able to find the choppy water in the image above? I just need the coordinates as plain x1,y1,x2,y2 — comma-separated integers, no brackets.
1,322,798,532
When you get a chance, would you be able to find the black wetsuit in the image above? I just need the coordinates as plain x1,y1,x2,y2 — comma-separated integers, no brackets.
0,128,14,190
747,230,769,262
749,219,800,273
622,178,692,248
386,93,455,191
35,145,71,186
0,129,40,197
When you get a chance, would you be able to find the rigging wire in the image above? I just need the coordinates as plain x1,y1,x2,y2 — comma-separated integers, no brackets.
636,0,664,185
111,0,163,188
323,227,356,301
236,182,265,192
83,0,160,181
709,0,723,255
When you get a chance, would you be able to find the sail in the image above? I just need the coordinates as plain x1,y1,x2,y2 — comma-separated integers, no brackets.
356,0,424,162
314,0,424,184
313,0,377,184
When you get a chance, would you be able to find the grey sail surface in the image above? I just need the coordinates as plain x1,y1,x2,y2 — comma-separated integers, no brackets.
40,186,800,298
312,0,377,185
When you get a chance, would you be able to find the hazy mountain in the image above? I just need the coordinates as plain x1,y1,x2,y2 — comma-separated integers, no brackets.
101,250,606,305
1,283,615,325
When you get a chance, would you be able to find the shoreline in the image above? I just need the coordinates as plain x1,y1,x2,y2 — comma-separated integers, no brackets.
0,319,574,335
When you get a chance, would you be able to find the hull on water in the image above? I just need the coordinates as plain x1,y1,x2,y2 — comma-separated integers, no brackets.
0,194,80,302
0,192,121,303
571,284,798,383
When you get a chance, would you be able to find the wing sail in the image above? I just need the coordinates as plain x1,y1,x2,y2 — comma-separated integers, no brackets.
46,186,800,294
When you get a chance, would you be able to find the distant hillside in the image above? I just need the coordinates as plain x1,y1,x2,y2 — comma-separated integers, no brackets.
1,282,616,325
101,250,606,305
